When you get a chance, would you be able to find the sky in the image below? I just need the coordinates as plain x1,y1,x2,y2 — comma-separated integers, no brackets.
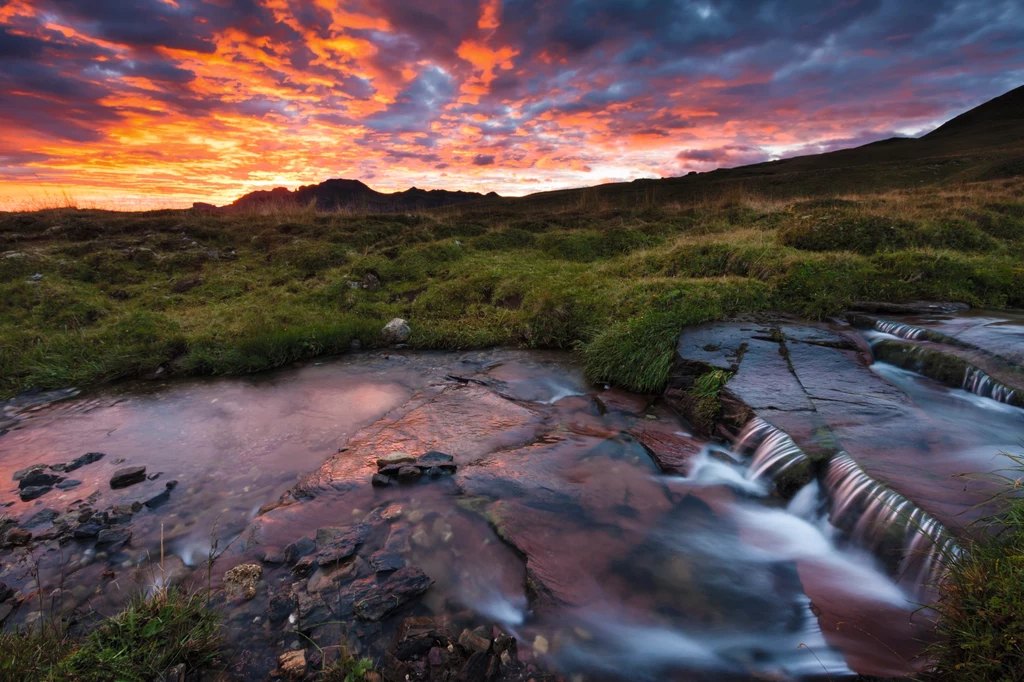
1,0,1022,210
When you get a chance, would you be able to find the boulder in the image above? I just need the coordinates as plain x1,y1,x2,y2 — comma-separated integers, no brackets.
55,479,82,490
110,466,146,489
371,474,394,487
381,318,411,345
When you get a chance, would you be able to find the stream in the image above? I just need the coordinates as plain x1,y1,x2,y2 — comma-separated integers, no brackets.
1,311,1022,681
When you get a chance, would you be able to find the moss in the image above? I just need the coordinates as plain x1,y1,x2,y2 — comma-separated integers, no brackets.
872,339,973,387
680,369,733,435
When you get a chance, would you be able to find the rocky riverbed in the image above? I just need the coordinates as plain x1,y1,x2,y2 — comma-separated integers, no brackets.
1,308,1022,681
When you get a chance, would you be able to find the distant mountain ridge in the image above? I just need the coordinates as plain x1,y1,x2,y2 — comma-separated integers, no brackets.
225,178,496,212
216,84,1023,213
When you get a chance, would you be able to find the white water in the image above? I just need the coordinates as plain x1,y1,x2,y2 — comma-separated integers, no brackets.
874,319,929,340
825,453,958,596
963,366,1017,404
736,417,809,481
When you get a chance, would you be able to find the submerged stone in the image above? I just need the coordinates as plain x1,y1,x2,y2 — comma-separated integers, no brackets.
110,466,147,489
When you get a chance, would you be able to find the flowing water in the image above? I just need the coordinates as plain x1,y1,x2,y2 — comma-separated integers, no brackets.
1,324,1020,680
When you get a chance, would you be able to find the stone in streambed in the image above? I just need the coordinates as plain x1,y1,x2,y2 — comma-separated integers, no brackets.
371,473,394,487
2,527,31,547
417,451,454,466
63,452,104,473
353,566,433,621
96,527,131,550
56,479,82,490
12,464,47,482
284,536,316,564
18,472,62,489
377,452,416,468
315,522,372,566
369,550,404,573
110,466,146,489
397,466,421,482
19,486,51,502
143,489,171,508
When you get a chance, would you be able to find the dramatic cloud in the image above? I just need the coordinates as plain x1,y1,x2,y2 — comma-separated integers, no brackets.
0,0,1022,208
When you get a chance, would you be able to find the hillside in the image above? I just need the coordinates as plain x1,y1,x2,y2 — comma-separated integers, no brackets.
505,84,1024,210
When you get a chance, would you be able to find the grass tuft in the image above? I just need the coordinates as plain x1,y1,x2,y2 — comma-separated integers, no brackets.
929,452,1024,681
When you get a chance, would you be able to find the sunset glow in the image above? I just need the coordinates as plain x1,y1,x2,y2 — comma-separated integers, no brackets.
1,0,1022,209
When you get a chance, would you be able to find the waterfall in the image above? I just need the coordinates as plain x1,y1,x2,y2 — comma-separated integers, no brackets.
825,453,959,593
735,417,809,481
873,319,928,340
963,367,1017,404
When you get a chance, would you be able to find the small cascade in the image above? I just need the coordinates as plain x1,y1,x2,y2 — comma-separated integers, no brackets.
963,367,1017,404
874,319,929,340
735,417,808,481
825,453,959,593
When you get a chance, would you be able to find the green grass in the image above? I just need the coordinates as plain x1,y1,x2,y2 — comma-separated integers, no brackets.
0,588,221,682
930,453,1024,681
0,180,1022,399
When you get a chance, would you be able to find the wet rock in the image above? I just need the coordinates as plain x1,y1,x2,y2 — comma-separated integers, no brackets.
369,550,404,573
371,473,394,487
276,649,306,680
316,522,372,566
0,582,12,603
397,465,421,483
284,537,316,565
73,519,106,538
143,489,171,508
267,592,293,624
55,479,82,490
13,464,47,482
392,617,450,661
19,485,51,502
64,452,104,473
18,472,62,489
110,466,147,489
417,451,454,466
165,480,179,490
458,629,491,654
223,563,262,600
260,548,286,565
96,527,131,550
292,556,316,577
381,318,411,345
377,452,417,467
22,508,59,528
595,388,653,415
3,528,31,547
353,566,433,621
